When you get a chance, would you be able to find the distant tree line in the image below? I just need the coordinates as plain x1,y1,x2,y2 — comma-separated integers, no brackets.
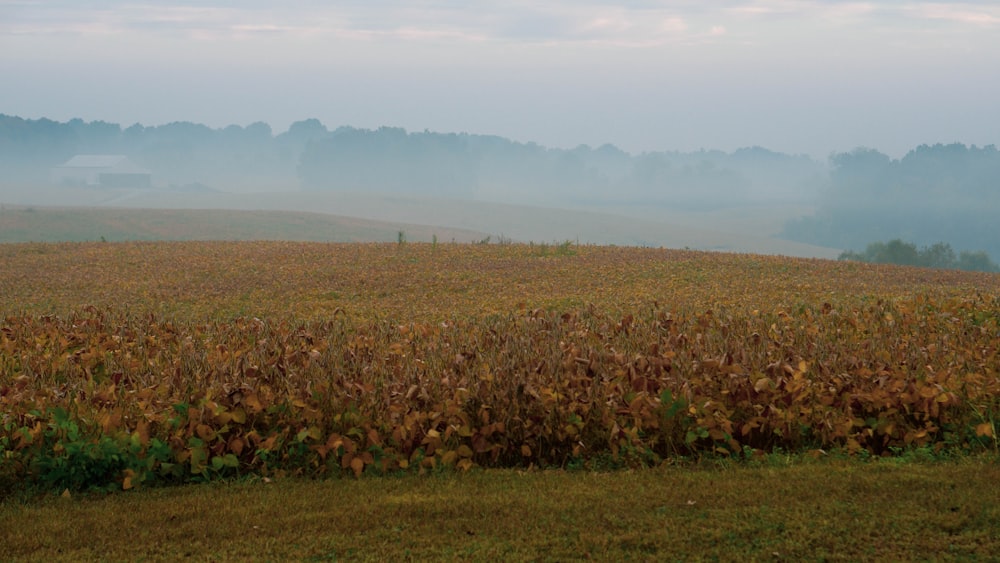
1,114,823,208
297,126,824,208
838,239,998,272
0,114,328,189
783,143,1000,261
5,114,998,260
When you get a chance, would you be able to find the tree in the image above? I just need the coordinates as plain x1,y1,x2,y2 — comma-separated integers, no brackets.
881,239,920,266
957,251,997,272
920,242,956,269
283,119,328,142
838,238,998,272
783,143,1000,261
829,147,892,197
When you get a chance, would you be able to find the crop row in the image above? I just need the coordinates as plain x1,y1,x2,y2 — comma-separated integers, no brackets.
3,290,998,490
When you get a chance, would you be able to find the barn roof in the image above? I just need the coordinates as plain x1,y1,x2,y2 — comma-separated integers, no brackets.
56,155,150,174
60,155,130,168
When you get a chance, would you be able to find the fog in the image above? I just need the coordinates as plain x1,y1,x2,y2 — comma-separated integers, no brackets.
2,3,998,260
2,113,997,263
0,115,824,203
0,114,825,251
4,2,1000,160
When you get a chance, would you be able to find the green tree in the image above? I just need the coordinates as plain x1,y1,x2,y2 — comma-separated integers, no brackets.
880,239,920,266
920,242,956,269
957,251,998,272
839,239,998,272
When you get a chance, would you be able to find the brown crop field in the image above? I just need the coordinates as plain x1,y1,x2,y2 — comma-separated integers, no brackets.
1,241,999,493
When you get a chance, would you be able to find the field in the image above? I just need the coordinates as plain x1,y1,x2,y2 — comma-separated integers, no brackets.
0,186,842,257
0,205,487,244
2,241,1000,559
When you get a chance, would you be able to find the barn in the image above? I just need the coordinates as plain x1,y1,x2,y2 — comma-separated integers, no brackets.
51,155,152,188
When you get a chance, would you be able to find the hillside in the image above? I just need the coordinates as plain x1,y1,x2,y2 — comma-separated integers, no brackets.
0,185,842,256
2,241,999,560
0,205,488,244
2,241,997,468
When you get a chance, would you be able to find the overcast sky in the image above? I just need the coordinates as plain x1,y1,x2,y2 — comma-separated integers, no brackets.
2,1,998,158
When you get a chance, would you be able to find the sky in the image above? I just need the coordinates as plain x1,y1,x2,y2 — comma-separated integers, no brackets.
1,1,998,159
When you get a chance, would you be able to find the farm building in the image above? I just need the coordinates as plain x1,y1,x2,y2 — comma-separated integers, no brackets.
51,155,152,188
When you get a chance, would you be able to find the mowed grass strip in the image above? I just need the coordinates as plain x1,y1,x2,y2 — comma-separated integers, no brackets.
2,459,999,561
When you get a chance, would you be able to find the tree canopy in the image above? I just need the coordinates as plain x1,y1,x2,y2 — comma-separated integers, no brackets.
783,143,1000,260
839,239,998,273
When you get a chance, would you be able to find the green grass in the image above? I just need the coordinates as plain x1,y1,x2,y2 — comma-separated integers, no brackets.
3,457,998,561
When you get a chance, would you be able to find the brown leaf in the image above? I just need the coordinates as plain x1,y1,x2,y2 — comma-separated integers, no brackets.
350,456,365,478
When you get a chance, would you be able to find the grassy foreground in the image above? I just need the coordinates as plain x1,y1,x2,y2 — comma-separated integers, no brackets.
2,458,999,561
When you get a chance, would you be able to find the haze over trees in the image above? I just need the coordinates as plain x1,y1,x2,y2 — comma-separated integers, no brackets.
1,114,823,208
297,126,824,208
839,239,998,273
783,143,1000,260
2,114,998,265
1,114,299,190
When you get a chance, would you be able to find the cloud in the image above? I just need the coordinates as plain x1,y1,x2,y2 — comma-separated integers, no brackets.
3,1,998,53
0,1,707,46
907,3,1000,27
726,0,1000,27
